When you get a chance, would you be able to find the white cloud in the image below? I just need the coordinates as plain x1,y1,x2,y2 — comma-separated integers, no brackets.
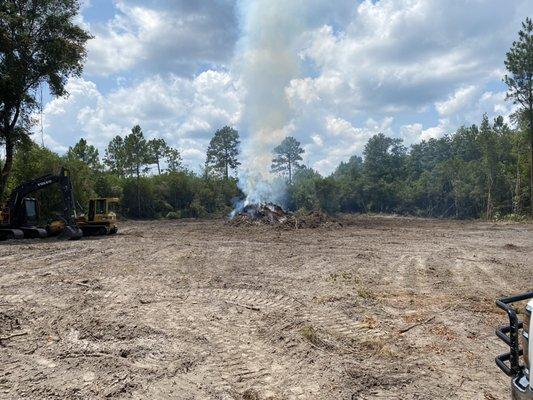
280,0,531,163
435,86,478,117
311,133,324,147
433,88,514,134
297,0,530,115
419,120,450,141
86,0,238,76
400,123,423,144
40,71,242,169
478,91,514,119
308,116,393,174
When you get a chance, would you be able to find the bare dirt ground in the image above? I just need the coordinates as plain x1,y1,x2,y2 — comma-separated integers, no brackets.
1,215,532,400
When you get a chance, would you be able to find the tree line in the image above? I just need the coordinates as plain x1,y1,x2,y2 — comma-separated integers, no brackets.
2,111,530,220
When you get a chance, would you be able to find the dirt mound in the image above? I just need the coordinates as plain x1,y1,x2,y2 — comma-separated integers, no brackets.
295,210,342,229
227,203,341,229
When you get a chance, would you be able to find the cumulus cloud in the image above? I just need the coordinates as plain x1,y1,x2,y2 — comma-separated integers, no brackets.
86,0,238,76
40,71,242,169
297,0,532,114
308,116,393,174
433,87,514,131
435,86,478,117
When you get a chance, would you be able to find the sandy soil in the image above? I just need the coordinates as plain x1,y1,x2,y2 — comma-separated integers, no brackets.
0,215,532,400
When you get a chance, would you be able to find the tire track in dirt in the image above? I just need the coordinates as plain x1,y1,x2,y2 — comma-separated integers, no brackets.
305,306,372,341
161,301,310,397
187,288,375,340
449,256,512,294
187,288,299,311
157,287,374,398
382,253,409,289
199,318,276,396
184,288,305,397
384,254,434,294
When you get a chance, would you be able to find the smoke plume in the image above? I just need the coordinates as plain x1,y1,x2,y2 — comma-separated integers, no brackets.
234,0,308,206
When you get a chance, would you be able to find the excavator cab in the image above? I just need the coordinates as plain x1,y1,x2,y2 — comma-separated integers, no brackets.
0,197,47,239
22,198,39,226
1,198,38,227
76,198,119,236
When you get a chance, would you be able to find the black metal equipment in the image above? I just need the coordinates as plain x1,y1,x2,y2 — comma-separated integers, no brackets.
0,167,82,240
496,292,533,399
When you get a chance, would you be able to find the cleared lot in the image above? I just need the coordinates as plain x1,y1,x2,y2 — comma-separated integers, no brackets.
1,216,532,399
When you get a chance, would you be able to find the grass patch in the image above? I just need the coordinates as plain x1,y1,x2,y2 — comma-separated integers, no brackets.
301,325,323,347
328,272,361,285
357,286,376,300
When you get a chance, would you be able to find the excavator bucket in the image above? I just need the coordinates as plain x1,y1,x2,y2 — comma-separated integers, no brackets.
58,225,83,240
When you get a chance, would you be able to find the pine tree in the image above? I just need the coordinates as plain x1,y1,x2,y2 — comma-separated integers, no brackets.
104,136,127,177
148,138,168,175
271,136,305,184
123,125,151,217
68,138,100,170
206,126,240,179
504,17,533,215
165,147,183,173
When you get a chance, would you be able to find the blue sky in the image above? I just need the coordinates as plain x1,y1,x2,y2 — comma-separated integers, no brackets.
39,0,533,175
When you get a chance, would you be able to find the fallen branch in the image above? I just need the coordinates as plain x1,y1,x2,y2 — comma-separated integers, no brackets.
61,280,92,288
60,352,110,359
0,331,28,341
224,301,260,311
399,315,436,334
399,304,456,334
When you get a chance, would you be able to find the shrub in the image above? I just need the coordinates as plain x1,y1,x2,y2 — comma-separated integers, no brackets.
166,211,181,219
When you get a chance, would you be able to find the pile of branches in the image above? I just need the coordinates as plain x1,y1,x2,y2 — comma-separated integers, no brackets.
227,203,341,229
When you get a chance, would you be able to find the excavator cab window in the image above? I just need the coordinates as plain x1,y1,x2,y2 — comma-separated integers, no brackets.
95,199,106,215
23,198,38,225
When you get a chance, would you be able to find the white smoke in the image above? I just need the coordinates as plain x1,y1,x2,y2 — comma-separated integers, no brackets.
233,0,309,208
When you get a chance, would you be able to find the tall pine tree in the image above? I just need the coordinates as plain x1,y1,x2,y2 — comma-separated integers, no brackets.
206,126,240,179
271,136,305,184
504,17,533,215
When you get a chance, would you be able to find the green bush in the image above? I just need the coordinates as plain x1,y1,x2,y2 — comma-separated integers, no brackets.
166,211,181,219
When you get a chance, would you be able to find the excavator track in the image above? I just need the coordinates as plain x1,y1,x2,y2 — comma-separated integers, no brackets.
0,229,24,241
20,227,48,239
59,226,83,240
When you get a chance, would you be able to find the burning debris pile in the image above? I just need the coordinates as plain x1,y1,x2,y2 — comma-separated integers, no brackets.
230,203,289,225
228,203,341,229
